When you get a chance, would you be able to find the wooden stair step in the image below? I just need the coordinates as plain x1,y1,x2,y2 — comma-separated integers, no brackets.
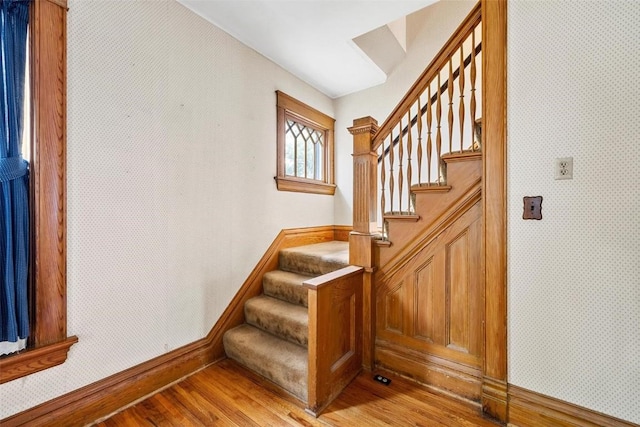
412,184,452,193
383,213,420,222
441,150,482,163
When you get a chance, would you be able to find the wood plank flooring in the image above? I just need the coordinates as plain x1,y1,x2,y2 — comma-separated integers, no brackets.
94,359,500,426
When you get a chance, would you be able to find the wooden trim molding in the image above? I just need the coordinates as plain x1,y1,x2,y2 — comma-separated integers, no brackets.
275,91,336,195
273,176,336,195
1,337,216,427
0,337,77,384
0,0,78,385
481,0,508,422
508,385,639,427
2,225,351,425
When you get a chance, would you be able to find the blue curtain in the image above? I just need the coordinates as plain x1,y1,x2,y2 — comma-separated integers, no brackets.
0,0,30,346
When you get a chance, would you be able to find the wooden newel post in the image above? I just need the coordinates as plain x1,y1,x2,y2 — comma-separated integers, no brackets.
347,116,378,370
348,117,379,238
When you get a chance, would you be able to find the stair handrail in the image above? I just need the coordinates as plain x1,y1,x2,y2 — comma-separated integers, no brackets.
378,41,482,163
371,2,481,152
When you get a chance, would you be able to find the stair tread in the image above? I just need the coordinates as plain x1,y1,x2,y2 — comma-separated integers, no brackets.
223,324,307,401
279,241,349,276
263,270,313,307
245,295,308,346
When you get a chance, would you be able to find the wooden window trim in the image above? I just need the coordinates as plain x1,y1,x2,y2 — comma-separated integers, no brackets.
275,91,336,195
0,0,77,385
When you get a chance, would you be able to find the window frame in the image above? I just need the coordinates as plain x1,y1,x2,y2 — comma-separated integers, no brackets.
0,0,76,384
275,91,336,195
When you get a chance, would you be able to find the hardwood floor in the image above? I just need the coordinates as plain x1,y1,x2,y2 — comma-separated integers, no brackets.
94,359,500,426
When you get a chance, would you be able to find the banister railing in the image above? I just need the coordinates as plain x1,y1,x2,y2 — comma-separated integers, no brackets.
349,2,482,247
372,3,481,151
370,3,482,226
347,0,483,397
378,42,482,164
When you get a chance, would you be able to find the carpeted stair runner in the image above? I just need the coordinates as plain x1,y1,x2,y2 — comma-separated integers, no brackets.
223,241,349,402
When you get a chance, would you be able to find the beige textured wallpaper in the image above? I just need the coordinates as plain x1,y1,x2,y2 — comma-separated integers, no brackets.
508,1,639,423
0,0,334,418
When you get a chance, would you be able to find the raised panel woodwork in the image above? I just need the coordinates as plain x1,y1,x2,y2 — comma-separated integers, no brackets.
329,291,355,372
447,230,470,353
384,284,404,334
306,266,364,415
375,200,483,402
414,258,435,343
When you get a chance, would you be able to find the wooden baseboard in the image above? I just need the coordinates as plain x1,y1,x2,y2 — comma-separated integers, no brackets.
508,384,639,427
1,225,351,426
1,336,219,427
483,376,508,422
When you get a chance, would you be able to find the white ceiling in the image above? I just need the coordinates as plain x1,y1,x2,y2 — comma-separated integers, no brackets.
176,0,438,98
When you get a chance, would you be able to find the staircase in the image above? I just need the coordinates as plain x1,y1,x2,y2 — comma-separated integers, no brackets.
346,1,488,407
223,241,349,403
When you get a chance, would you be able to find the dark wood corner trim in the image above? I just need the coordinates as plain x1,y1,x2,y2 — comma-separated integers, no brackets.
0,336,78,385
2,0,76,386
508,385,639,427
482,0,508,422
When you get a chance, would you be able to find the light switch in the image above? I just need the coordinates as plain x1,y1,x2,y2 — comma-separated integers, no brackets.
523,196,543,220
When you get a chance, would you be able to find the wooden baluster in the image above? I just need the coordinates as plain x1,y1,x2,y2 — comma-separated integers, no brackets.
389,129,395,213
448,58,454,155
417,98,423,185
398,119,404,213
427,85,433,185
470,29,477,152
459,45,465,153
406,110,413,212
436,74,442,184
380,137,386,220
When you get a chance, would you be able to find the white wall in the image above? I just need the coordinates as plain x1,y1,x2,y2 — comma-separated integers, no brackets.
508,1,639,423
0,0,335,418
333,0,477,225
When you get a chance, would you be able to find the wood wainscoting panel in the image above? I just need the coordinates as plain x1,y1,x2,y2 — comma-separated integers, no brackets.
306,265,364,416
375,200,483,403
414,257,436,343
447,230,471,352
508,385,640,427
